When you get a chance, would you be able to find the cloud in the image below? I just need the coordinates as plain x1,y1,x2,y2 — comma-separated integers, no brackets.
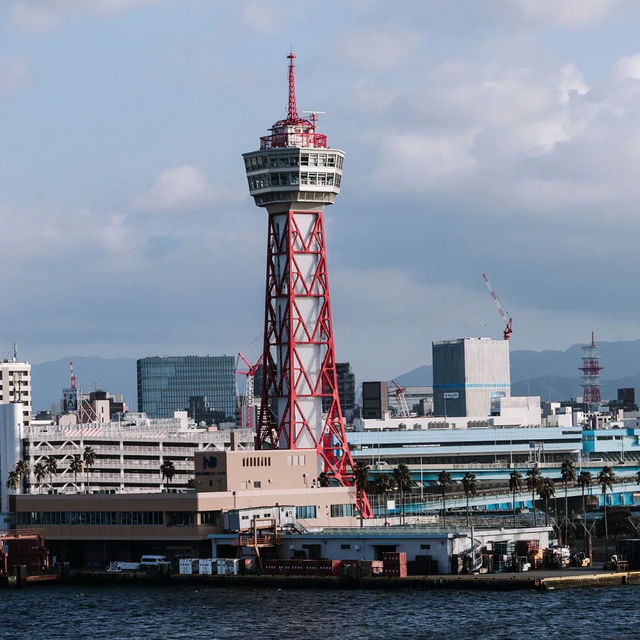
8,0,159,33
511,0,621,28
0,56,28,93
338,27,420,71
133,165,226,213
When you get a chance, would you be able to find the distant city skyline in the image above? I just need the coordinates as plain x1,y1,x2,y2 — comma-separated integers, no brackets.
3,1,640,381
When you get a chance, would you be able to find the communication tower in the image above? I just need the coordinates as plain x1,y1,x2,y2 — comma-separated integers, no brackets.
243,53,371,517
579,332,604,411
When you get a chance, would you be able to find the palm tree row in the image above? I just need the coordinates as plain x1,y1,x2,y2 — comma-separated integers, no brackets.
5,446,97,494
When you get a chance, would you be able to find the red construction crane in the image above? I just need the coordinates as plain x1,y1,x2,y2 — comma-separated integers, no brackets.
235,353,263,430
391,380,410,418
482,273,513,341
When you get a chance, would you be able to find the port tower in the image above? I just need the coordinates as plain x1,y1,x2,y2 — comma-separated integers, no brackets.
243,54,370,517
580,332,604,411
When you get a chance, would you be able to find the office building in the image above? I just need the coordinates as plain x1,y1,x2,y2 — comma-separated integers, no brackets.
0,358,31,426
137,356,236,422
322,362,356,422
432,338,510,418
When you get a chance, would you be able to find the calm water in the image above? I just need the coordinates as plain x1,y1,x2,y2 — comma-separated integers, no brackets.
1,584,639,640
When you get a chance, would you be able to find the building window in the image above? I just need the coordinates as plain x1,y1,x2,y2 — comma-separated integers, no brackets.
200,511,220,525
420,544,431,550
340,544,351,550
330,504,355,518
295,505,317,519
254,481,261,489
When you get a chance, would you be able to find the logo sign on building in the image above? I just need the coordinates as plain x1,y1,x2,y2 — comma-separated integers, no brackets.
203,456,218,469
443,392,459,399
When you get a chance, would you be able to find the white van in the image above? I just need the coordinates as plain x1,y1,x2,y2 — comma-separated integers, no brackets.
140,555,170,566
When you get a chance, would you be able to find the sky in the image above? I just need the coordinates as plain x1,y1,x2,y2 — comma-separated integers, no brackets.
3,0,640,380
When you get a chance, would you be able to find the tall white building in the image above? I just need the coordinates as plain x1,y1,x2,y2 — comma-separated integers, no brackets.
0,358,32,426
433,338,510,418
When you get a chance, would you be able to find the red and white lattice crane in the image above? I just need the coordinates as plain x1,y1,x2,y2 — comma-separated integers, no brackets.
235,352,263,431
482,273,513,341
391,380,410,418
69,361,77,389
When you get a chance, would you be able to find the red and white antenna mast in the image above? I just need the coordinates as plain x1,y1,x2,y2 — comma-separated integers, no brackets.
580,331,604,411
69,361,77,389
482,273,513,341
243,53,371,517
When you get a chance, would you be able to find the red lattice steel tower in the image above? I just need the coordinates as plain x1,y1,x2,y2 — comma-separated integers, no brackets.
579,331,604,411
243,53,371,517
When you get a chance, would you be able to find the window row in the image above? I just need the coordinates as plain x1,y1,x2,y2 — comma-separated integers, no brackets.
245,153,343,172
287,455,306,466
242,456,272,467
15,511,164,526
330,503,356,518
248,172,341,190
295,505,317,519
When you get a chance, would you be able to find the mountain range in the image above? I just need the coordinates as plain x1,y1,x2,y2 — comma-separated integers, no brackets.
30,339,640,412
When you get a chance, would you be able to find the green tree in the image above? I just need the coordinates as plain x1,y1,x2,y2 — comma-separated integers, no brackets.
160,459,176,490
69,455,83,490
598,465,616,558
375,474,393,525
537,476,555,527
33,461,47,495
353,461,370,528
44,455,58,492
437,471,453,527
509,470,523,528
526,466,542,526
317,472,330,487
560,458,576,544
577,470,593,554
461,472,477,527
392,464,412,525
14,459,29,492
6,470,19,491
83,446,97,493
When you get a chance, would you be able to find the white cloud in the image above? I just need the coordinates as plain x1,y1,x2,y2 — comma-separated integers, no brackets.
512,0,621,28
339,28,420,71
0,56,28,93
613,53,640,81
8,0,159,33
134,165,227,213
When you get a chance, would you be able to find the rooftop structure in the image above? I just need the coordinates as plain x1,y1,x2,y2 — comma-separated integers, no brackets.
243,54,367,515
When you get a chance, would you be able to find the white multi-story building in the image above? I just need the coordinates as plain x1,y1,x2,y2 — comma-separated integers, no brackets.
0,358,31,426
22,412,254,495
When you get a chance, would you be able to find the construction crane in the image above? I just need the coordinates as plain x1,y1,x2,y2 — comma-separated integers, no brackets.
482,273,513,341
235,353,263,430
390,380,410,418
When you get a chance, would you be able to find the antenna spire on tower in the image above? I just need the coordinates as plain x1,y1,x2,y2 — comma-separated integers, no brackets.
286,51,298,122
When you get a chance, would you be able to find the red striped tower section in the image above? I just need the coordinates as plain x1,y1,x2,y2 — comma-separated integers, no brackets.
243,53,371,518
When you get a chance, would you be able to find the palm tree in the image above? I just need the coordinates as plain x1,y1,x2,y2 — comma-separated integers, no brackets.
83,446,97,493
14,459,29,492
461,472,477,527
561,458,576,545
537,477,555,527
353,461,370,528
6,470,20,491
509,470,523,528
437,471,453,527
526,466,542,526
317,472,330,487
160,459,176,490
375,474,393,524
577,470,593,555
392,464,412,525
33,461,47,495
70,455,83,491
598,466,616,558
44,455,58,493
